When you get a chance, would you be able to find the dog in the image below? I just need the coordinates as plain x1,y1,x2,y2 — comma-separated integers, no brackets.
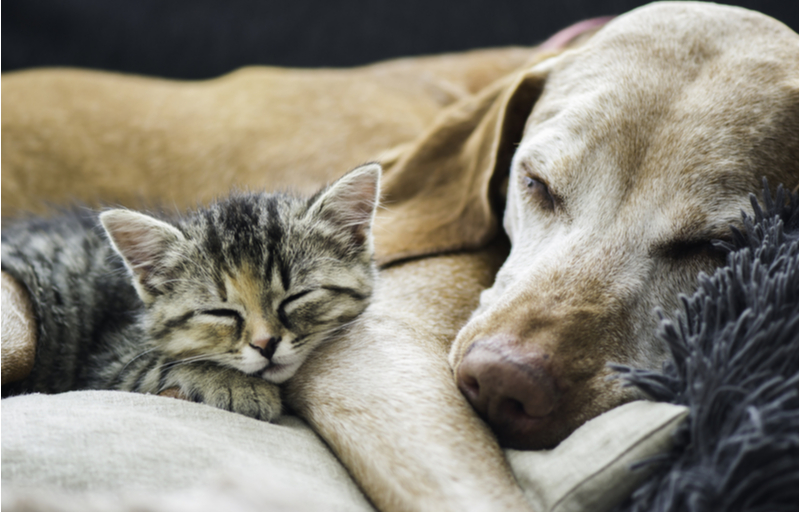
2,3,797,511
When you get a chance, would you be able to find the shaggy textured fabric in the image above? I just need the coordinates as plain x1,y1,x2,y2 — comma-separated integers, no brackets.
613,182,799,512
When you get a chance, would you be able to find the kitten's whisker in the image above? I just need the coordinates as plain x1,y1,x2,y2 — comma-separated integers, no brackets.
293,317,363,348
339,216,396,236
118,347,160,375
316,257,345,265
375,202,396,213
157,354,218,371
158,277,215,289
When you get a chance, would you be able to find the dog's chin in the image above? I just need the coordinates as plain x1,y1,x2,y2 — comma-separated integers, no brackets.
492,414,574,450
490,384,642,451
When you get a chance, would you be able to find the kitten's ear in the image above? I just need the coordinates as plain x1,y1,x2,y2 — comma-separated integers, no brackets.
100,209,185,301
310,163,381,247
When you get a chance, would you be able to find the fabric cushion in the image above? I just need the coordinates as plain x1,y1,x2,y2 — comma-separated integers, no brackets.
510,400,688,512
2,391,372,511
1,391,686,511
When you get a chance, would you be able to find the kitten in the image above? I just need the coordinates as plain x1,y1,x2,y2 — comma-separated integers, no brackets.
1,164,381,421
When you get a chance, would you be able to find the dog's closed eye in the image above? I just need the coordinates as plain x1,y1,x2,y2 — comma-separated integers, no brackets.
523,176,556,211
655,238,731,262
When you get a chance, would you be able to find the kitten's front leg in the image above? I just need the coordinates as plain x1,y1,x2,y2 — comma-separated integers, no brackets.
148,361,281,421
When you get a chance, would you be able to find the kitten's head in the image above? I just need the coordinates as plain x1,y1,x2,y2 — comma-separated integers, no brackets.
101,163,381,383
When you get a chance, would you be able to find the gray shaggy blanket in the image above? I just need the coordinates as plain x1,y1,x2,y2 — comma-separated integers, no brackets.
613,182,799,512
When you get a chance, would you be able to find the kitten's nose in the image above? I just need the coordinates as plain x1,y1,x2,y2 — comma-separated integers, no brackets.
251,336,281,360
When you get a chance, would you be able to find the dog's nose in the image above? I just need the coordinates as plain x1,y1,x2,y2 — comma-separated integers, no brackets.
456,339,560,446
251,336,281,360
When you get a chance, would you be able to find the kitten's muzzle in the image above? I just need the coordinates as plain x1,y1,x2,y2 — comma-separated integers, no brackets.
251,336,281,360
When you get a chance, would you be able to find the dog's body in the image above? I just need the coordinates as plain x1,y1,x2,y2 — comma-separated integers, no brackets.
0,46,536,218
2,3,797,511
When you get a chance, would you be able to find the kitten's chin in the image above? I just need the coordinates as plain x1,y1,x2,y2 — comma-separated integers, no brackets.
260,362,299,384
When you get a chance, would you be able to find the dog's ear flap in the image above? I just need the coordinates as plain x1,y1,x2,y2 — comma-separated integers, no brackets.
372,62,551,265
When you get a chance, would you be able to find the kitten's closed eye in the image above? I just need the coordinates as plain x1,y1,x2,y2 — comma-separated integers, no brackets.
199,308,245,337
279,285,368,332
202,309,243,321
277,290,319,328
280,290,313,308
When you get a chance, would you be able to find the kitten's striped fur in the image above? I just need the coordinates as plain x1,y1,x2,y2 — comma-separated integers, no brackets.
1,164,380,420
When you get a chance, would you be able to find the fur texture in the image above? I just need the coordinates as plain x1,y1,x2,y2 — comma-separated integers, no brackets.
1,164,380,420
612,183,798,511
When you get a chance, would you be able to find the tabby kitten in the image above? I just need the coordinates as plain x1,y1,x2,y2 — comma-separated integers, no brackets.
1,164,381,421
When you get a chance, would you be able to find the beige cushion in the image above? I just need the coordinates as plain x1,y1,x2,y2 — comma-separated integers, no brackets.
1,391,686,511
1,391,373,512
508,400,688,512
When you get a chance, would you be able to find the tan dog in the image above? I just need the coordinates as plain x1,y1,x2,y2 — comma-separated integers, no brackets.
2,3,796,512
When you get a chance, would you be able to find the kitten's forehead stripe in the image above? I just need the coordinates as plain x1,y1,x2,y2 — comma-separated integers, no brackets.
203,211,224,263
276,252,291,292
263,249,275,287
183,193,370,298
223,198,257,266
216,273,228,302
263,199,287,289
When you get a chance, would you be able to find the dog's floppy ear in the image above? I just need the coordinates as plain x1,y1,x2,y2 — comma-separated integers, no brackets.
373,61,553,265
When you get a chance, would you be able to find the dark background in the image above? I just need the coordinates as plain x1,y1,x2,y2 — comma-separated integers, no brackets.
3,0,797,79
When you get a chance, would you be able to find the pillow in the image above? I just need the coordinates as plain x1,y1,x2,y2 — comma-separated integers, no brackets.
2,391,373,512
2,391,686,512
507,400,688,512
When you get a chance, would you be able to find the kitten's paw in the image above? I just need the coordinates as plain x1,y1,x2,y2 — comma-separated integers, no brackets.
162,363,281,421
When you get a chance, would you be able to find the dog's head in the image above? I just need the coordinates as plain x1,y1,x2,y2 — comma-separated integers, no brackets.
375,2,797,449
452,2,798,449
